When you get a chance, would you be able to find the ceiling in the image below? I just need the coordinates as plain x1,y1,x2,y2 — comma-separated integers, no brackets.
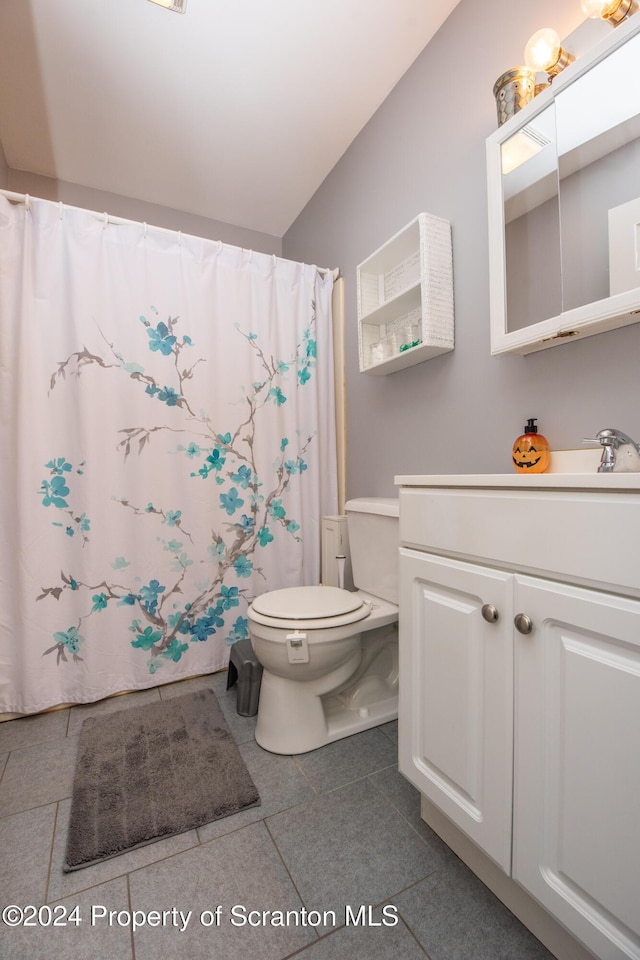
0,0,461,238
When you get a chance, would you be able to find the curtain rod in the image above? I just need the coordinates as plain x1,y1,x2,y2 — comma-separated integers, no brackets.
0,189,339,280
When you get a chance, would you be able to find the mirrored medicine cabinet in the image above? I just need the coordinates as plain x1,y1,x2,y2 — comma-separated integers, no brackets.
486,16,640,355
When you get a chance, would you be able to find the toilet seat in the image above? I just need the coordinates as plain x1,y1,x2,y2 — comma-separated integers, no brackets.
249,585,371,631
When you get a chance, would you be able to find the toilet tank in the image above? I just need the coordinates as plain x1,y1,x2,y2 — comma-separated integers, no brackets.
345,498,399,604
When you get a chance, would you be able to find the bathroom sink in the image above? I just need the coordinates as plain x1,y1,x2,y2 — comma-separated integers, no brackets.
395,448,640,490
546,448,600,473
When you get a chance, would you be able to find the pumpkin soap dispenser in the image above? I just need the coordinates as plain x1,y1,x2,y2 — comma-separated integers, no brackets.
512,418,550,474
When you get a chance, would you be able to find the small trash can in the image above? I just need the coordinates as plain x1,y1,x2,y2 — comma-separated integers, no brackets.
226,637,263,717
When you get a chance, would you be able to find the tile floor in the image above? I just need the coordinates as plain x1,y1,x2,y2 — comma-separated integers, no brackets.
0,671,555,960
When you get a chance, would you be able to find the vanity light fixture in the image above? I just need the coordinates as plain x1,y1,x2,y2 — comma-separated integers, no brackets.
524,27,575,78
580,0,639,24
146,0,187,12
492,67,536,126
492,26,573,127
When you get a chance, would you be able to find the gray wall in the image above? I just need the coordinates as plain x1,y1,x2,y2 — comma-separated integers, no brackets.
4,168,281,256
283,0,640,498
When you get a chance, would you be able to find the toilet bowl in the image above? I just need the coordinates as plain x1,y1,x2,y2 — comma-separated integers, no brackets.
248,498,399,755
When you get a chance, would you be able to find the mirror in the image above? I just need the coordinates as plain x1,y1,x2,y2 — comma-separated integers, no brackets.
502,104,561,332
493,25,640,347
556,32,640,312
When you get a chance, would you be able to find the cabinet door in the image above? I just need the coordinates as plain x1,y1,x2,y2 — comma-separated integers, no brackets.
513,575,640,960
398,548,514,871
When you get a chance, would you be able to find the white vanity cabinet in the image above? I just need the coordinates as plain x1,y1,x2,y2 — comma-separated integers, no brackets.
397,476,640,960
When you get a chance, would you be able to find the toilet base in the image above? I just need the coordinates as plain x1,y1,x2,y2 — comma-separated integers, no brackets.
254,625,398,755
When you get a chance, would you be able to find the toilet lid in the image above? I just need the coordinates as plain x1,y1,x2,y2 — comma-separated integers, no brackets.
251,585,365,621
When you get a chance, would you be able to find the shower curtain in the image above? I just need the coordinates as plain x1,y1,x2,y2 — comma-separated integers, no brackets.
0,195,337,715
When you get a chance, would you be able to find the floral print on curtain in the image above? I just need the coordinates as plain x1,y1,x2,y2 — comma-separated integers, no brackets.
0,196,337,714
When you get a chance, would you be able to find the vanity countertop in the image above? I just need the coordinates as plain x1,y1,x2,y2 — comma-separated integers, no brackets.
394,473,640,491
395,449,640,489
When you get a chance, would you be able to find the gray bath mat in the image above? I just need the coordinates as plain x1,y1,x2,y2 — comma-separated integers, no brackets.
64,688,260,871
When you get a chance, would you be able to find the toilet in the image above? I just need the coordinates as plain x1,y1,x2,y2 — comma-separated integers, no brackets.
248,497,399,754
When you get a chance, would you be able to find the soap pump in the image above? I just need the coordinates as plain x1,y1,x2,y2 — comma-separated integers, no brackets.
512,418,550,474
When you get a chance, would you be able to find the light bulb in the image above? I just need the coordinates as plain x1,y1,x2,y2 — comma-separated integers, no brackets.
524,28,575,77
580,0,637,22
524,28,561,72
580,0,614,15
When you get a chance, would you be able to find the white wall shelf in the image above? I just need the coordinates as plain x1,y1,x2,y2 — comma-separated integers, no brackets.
357,213,454,375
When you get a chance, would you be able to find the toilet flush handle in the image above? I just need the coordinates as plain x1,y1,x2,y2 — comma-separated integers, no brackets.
286,631,310,664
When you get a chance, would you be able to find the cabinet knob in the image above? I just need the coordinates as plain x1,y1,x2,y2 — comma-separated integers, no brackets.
481,604,499,623
514,613,533,635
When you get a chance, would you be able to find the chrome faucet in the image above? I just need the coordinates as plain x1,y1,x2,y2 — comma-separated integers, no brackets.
583,428,640,473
